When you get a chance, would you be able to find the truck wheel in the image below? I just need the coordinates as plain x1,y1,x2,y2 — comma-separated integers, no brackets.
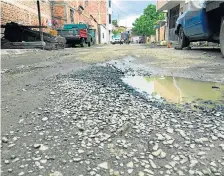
220,17,224,56
178,27,189,48
80,38,86,47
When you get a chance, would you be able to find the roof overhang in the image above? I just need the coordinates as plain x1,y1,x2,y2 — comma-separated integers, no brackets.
157,0,182,12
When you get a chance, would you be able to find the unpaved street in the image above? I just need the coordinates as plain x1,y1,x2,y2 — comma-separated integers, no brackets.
1,45,224,176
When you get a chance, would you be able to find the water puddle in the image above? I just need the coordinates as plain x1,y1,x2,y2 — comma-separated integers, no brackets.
122,76,224,106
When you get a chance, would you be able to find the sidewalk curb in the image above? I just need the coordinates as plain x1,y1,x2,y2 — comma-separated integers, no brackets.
1,49,40,56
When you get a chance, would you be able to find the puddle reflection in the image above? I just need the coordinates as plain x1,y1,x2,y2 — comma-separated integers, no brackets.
122,76,224,105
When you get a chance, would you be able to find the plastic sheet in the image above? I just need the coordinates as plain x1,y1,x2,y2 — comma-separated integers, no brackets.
186,0,206,11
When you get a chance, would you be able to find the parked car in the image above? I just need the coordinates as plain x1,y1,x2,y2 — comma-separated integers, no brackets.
175,1,224,55
111,34,123,44
139,37,144,44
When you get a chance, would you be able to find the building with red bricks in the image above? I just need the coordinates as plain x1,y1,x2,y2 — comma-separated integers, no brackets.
1,0,112,44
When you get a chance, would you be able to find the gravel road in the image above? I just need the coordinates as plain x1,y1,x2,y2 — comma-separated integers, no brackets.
1,45,224,176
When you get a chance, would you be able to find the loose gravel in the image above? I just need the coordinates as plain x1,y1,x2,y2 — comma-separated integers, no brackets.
1,65,224,176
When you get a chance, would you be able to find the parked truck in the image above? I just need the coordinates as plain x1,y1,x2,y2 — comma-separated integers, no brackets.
175,1,224,56
121,31,131,44
57,24,93,47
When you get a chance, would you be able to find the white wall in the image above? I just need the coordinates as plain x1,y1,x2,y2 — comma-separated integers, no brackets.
99,25,107,44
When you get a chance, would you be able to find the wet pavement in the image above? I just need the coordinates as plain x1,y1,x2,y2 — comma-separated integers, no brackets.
1,45,224,176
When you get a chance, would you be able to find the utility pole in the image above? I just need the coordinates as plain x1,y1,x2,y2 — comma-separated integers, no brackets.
37,0,43,42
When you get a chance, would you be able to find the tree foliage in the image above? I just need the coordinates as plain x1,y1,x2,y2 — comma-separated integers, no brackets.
112,20,118,26
132,4,165,36
112,26,126,35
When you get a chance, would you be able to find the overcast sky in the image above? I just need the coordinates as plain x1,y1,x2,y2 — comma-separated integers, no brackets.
112,0,156,27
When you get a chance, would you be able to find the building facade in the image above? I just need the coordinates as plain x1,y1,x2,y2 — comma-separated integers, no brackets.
0,0,111,44
157,0,187,42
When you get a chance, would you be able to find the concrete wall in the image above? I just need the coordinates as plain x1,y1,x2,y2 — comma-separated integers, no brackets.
157,0,168,11
99,25,107,44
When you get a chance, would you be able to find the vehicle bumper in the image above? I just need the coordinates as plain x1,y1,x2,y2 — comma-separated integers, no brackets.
65,37,81,44
111,41,123,44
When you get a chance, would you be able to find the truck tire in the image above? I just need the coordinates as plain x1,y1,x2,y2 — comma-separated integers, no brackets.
80,38,86,47
178,27,190,48
88,41,91,47
220,17,224,56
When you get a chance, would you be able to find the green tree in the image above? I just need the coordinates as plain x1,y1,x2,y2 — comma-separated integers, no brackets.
112,20,118,26
132,4,165,36
112,26,126,35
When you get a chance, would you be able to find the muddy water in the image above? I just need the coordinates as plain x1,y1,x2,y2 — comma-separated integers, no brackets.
122,76,224,105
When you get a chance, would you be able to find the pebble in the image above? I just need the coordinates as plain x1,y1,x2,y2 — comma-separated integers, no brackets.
40,159,47,164
98,162,108,169
219,144,224,151
33,144,41,149
189,159,198,167
167,128,174,134
127,169,133,174
8,143,15,148
180,158,188,164
160,150,167,158
2,136,8,143
177,170,184,176
39,144,49,151
164,165,172,169
210,161,217,167
8,168,13,173
144,169,154,174
73,158,82,162
18,172,25,176
189,170,195,175
42,117,48,121
152,143,159,151
78,149,85,154
149,160,157,169
156,134,165,141
197,151,206,156
202,168,211,175
50,91,55,95
152,149,161,157
49,171,63,176
4,160,10,164
138,171,144,176
152,148,166,158
195,137,209,144
127,161,134,168
190,144,195,149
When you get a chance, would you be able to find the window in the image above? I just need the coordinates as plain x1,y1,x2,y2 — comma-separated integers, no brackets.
85,0,88,6
109,0,111,8
109,14,111,24
70,9,74,23
102,33,104,39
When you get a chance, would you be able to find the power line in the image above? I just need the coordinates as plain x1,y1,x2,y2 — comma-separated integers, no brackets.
112,2,145,16
112,2,128,16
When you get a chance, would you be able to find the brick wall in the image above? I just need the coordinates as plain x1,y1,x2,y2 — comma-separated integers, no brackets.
1,0,51,26
74,0,107,25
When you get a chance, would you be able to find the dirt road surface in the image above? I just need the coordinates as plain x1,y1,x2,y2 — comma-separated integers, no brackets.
1,45,224,176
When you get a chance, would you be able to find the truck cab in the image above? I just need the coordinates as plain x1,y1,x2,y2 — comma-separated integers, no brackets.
57,24,93,47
